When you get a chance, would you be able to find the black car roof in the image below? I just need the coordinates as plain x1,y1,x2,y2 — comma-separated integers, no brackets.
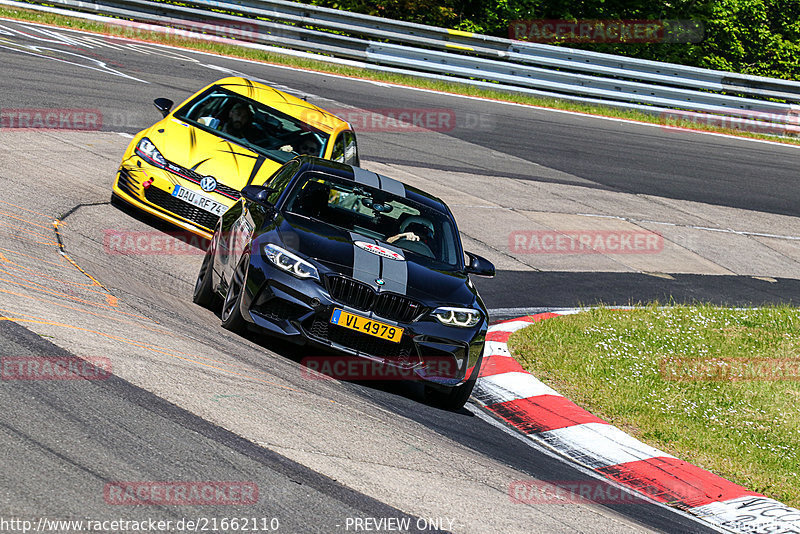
297,156,450,214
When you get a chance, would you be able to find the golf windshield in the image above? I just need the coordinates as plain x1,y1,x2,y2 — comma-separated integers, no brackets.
175,87,329,164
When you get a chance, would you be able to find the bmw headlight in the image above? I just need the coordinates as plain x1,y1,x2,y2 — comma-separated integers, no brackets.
263,244,319,280
432,307,482,328
135,137,167,167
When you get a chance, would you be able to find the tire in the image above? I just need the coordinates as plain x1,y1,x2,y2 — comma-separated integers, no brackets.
424,354,482,411
220,253,249,332
193,239,218,309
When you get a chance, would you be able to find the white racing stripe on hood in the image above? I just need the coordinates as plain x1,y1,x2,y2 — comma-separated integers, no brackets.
349,232,381,286
348,232,408,296
377,242,408,295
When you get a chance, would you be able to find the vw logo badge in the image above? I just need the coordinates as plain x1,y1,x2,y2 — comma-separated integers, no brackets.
200,176,217,192
376,278,385,286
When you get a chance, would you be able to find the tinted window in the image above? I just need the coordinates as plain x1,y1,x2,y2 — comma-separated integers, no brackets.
264,160,301,204
342,131,359,166
331,135,345,163
174,87,329,165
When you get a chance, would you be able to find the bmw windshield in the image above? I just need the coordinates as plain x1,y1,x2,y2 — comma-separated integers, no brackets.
284,173,462,270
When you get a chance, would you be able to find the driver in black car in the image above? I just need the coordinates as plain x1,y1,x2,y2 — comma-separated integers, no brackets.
387,216,435,248
388,221,433,243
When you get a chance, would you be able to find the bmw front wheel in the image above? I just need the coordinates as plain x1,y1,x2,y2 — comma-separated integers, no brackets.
221,253,249,332
193,238,218,308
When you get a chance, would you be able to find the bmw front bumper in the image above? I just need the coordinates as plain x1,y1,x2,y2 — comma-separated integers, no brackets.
237,253,486,387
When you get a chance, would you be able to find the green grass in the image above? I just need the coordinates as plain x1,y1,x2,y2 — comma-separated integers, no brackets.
2,4,800,146
508,304,800,507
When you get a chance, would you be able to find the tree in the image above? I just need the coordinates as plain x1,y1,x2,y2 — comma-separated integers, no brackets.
303,0,800,79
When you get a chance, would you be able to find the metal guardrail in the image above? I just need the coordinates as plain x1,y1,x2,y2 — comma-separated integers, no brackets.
7,0,800,131
189,0,800,103
366,42,795,118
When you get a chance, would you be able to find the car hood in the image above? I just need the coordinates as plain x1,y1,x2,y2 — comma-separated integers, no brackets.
145,119,282,189
276,215,473,304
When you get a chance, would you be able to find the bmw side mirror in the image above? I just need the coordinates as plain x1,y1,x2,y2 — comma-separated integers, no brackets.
153,98,174,117
241,184,276,207
464,252,495,277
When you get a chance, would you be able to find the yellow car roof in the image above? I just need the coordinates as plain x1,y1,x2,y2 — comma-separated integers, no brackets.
212,77,348,133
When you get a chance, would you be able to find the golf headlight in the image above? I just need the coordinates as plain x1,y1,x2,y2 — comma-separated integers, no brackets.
263,244,319,280
432,307,482,328
135,137,167,167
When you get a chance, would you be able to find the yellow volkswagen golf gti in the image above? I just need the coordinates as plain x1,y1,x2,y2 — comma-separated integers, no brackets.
112,77,359,239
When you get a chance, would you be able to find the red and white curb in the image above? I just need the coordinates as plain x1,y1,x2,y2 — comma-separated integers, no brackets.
476,311,800,534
